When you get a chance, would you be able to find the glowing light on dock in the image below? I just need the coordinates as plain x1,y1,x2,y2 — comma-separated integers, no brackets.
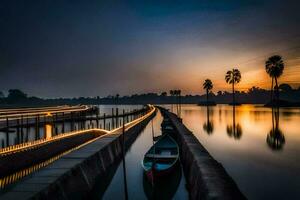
0,105,156,189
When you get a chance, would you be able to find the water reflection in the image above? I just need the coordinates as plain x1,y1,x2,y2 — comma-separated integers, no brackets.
226,106,242,139
177,104,300,199
203,106,214,134
143,165,182,200
266,107,285,151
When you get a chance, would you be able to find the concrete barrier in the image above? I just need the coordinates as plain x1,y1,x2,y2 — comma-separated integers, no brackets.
159,107,246,200
0,107,156,200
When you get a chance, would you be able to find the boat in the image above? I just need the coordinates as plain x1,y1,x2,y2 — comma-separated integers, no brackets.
142,134,179,183
161,118,175,134
153,135,162,142
161,124,174,134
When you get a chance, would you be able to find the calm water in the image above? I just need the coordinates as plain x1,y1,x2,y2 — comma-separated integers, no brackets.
166,104,300,200
98,110,189,200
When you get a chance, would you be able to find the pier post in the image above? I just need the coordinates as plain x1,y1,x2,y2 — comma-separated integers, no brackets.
116,108,119,128
122,109,125,123
122,109,128,200
62,112,65,133
54,113,58,135
21,115,24,143
36,114,40,140
81,112,84,130
103,113,105,130
78,112,81,130
26,115,29,142
6,117,9,147
84,111,87,130
80,112,83,130
96,111,99,128
38,114,40,139
90,113,92,129
71,112,74,131
44,115,47,138
16,119,20,144
52,113,54,136
112,108,114,129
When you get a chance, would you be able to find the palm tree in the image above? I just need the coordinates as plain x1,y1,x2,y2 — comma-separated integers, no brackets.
225,68,241,105
265,55,284,105
203,79,213,104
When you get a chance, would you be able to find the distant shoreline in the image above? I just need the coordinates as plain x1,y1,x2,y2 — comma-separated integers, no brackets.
1,88,300,108
1,102,300,109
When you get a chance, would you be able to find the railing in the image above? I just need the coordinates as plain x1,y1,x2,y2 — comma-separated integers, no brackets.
0,105,93,120
0,105,151,155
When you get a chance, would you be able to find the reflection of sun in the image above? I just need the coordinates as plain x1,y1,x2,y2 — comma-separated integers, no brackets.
46,112,52,117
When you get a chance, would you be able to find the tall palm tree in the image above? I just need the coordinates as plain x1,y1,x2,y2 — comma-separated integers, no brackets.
225,68,241,105
203,79,213,104
265,55,284,105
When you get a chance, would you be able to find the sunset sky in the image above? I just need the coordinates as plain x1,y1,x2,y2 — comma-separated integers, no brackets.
0,0,299,97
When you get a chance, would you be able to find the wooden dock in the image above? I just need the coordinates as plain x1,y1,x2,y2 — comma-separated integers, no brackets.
0,105,156,199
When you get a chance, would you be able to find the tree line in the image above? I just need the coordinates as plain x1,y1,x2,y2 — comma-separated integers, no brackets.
0,86,299,107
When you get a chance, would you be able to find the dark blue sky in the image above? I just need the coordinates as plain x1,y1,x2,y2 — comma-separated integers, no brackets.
0,0,299,97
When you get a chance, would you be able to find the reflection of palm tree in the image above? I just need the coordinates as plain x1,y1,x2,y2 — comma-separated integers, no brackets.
226,123,242,139
172,90,181,116
203,106,214,134
266,108,285,150
169,90,174,112
265,55,284,105
203,79,213,104
226,106,242,139
225,69,241,105
177,90,181,116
